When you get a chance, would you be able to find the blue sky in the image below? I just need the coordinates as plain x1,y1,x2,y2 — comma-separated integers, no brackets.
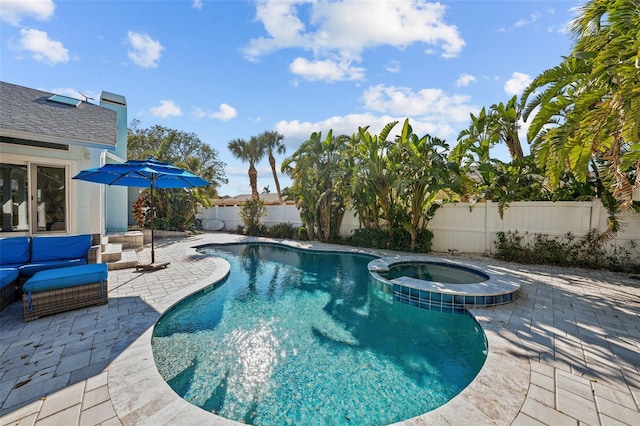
0,0,584,196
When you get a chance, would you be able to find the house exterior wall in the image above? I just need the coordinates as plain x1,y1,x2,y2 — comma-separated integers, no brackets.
100,92,129,233
0,82,127,237
0,145,103,235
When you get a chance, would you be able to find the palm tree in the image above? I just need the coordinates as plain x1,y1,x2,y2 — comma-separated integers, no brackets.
227,136,265,200
521,0,639,209
260,130,286,203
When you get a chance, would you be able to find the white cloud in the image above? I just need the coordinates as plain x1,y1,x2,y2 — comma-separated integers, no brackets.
361,84,474,123
127,31,164,68
289,57,365,82
195,103,238,121
275,112,459,153
18,28,69,64
385,60,401,73
273,83,478,153
456,73,477,87
504,72,532,96
275,113,395,149
243,0,464,81
498,10,556,32
150,100,182,118
0,0,55,25
192,0,203,10
515,13,541,28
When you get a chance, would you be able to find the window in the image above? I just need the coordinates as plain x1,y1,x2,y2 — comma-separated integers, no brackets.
33,165,67,233
0,163,68,234
47,94,81,107
1,164,29,232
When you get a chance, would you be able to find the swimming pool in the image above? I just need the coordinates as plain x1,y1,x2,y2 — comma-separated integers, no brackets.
151,243,488,425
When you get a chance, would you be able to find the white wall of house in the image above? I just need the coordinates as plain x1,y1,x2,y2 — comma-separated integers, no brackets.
100,93,129,233
0,145,103,236
199,200,640,260
1,84,128,238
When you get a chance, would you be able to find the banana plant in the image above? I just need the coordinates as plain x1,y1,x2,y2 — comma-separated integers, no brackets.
393,119,454,250
281,130,351,242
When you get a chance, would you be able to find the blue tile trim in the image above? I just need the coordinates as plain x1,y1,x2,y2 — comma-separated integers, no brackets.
373,273,519,314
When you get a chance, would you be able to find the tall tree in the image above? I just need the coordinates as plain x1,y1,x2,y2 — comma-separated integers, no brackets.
393,119,457,250
450,95,523,166
281,130,351,242
450,107,495,166
521,0,639,209
491,96,524,160
260,130,286,203
349,121,399,233
127,120,227,202
227,136,265,200
127,121,228,230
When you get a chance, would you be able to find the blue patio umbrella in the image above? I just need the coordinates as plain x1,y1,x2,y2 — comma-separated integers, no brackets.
73,158,210,265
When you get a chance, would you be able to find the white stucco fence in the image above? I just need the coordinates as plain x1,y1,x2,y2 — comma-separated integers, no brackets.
198,200,639,259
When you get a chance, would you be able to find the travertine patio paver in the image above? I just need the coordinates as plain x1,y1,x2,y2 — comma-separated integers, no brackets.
0,233,638,425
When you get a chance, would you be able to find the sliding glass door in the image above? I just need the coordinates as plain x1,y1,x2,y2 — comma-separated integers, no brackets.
1,159,71,235
1,164,29,232
32,165,68,233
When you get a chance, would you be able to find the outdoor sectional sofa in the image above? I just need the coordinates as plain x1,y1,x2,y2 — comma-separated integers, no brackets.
0,234,102,314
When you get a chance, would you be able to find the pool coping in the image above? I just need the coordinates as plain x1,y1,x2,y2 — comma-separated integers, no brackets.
107,236,530,425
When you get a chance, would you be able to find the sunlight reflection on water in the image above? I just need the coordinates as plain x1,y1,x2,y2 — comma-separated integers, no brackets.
152,244,487,425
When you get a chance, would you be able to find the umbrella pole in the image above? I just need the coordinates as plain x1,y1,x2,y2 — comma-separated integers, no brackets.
150,185,155,264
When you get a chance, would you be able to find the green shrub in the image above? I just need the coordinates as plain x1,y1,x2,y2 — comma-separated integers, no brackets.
494,230,640,273
347,227,433,253
265,223,298,239
239,199,267,236
348,228,389,249
296,226,309,241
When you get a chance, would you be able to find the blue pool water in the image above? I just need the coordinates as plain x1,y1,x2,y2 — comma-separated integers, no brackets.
152,244,487,425
379,262,489,284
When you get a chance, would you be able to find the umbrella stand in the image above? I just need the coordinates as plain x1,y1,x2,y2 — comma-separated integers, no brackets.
136,183,169,271
150,184,155,264
136,180,169,271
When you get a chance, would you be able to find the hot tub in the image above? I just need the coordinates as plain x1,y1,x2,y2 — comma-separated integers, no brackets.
368,256,520,313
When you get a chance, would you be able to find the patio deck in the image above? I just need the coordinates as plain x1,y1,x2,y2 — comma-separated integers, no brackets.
1,233,638,425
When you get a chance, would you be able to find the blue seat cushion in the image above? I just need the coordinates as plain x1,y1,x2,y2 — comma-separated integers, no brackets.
23,264,108,293
0,237,31,266
0,268,19,289
19,259,88,277
30,234,92,262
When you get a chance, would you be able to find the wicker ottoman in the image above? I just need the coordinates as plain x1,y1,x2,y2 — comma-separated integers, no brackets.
22,263,108,322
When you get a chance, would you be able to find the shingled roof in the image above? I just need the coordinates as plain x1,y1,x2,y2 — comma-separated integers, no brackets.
0,81,118,148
